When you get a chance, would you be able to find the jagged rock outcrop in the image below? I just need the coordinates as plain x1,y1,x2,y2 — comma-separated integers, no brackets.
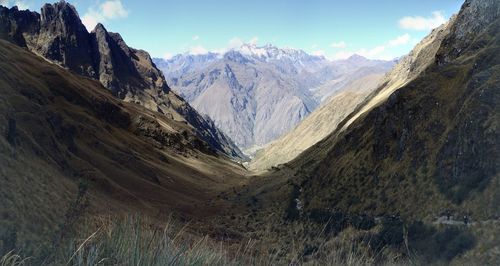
436,0,500,65
0,2,243,158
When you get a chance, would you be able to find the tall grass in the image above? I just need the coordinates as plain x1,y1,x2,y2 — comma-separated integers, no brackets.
59,215,243,266
0,251,30,266
1,215,408,265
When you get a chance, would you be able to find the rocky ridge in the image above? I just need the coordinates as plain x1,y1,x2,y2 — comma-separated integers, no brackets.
0,2,243,158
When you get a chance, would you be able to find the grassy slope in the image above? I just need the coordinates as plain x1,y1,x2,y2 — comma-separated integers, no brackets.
250,74,384,172
289,18,500,220
224,7,499,265
0,40,248,258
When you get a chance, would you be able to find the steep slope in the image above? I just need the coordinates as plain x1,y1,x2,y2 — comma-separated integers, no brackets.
261,0,499,221
249,18,455,171
0,2,243,158
0,39,247,257
155,45,393,149
228,1,499,263
338,17,456,135
250,73,384,171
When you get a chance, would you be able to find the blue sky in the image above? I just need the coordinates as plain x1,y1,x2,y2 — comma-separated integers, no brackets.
2,0,463,60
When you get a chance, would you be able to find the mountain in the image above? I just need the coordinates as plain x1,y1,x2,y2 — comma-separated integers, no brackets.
251,0,499,236
0,0,498,264
250,73,384,171
0,38,250,258
250,14,456,171
234,0,500,263
154,45,394,149
0,2,244,158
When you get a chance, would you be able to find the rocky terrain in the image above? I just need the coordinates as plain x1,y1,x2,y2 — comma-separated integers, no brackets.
0,2,243,158
154,45,394,149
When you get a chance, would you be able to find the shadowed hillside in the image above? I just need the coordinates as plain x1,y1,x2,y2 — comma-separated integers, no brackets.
0,39,247,258
235,0,499,263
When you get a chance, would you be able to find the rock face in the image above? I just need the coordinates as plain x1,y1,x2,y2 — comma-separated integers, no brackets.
270,0,499,220
0,2,243,158
154,45,394,149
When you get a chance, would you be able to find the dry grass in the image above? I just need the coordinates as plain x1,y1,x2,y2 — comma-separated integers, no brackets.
1,214,403,266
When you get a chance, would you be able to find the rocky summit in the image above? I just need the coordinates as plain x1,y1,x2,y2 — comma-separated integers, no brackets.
0,2,243,158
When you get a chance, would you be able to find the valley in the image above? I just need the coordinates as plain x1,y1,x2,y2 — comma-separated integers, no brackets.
0,0,499,265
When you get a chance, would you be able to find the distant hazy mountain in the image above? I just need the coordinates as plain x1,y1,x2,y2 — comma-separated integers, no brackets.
154,45,394,149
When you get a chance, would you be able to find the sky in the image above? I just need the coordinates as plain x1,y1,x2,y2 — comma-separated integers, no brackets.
1,0,463,60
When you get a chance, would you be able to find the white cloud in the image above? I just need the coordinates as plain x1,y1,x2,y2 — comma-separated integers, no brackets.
1,0,29,9
101,0,128,19
331,41,346,49
388,33,411,47
399,11,446,31
82,0,129,31
189,45,208,55
311,50,326,57
82,13,100,31
330,32,415,61
249,36,259,45
356,45,386,58
227,37,244,49
163,52,173,60
331,50,355,60
192,35,200,41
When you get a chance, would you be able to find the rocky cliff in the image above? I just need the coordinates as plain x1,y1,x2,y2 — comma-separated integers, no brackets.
0,2,243,158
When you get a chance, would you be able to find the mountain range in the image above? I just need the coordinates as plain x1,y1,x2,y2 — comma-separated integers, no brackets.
0,0,499,264
244,2,499,263
154,45,395,149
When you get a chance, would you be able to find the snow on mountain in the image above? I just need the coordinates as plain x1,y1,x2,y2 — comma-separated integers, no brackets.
153,44,394,150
